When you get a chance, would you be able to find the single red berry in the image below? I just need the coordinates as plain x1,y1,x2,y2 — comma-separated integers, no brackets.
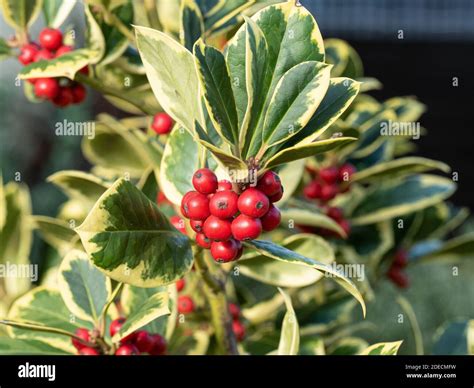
195,233,212,249
232,320,245,342
192,168,218,194
210,239,241,263
393,249,409,268
256,171,282,196
238,188,269,218
260,204,281,232
34,49,54,62
209,190,238,219
268,187,284,203
79,347,100,355
115,344,139,355
183,193,210,220
170,215,186,235
55,45,73,57
109,318,126,338
79,65,89,75
387,267,409,288
39,28,63,51
34,78,60,100
149,334,167,355
190,219,204,233
319,167,339,184
71,83,86,103
217,180,233,191
18,44,38,65
134,330,154,353
52,86,74,107
72,328,90,350
338,163,357,182
180,191,199,218
156,191,169,204
326,207,344,222
151,112,173,135
229,303,240,320
178,295,195,314
338,219,351,236
320,184,338,201
231,214,262,241
176,278,185,292
303,181,322,199
203,215,232,241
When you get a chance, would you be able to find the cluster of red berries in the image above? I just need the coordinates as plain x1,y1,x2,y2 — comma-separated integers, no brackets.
17,28,87,107
151,112,173,135
229,303,245,342
307,205,351,238
387,249,409,288
180,169,283,263
72,317,167,356
303,163,356,202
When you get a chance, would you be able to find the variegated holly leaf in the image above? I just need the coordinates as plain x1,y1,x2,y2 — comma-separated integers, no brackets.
42,0,77,28
0,0,42,31
360,341,403,355
180,0,204,51
135,25,202,132
280,208,346,237
76,179,193,287
350,175,456,225
113,286,170,342
0,337,73,355
277,288,299,355
58,250,112,324
32,216,78,254
244,239,366,316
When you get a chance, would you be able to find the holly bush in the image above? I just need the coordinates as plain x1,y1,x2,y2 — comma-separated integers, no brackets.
0,0,473,356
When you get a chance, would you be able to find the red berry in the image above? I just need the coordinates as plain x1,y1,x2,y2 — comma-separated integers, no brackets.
53,87,74,107
109,318,128,339
387,267,409,289
115,344,139,355
72,328,90,350
34,78,59,100
268,187,284,203
326,207,344,222
178,295,194,314
229,303,240,320
170,215,186,235
71,83,86,103
39,28,63,51
180,191,199,217
190,219,204,233
393,249,409,268
338,219,351,236
338,163,357,182
231,214,262,241
134,331,154,353
260,204,281,232
192,168,218,194
151,112,173,135
238,188,269,218
195,233,212,248
320,184,338,201
209,190,238,219
217,180,233,191
18,44,38,65
319,167,339,184
257,171,282,197
203,215,232,241
183,193,210,220
79,65,89,75
34,49,54,62
79,347,100,355
156,191,169,204
149,334,167,355
303,181,322,199
210,239,241,263
55,45,72,57
176,278,185,292
232,320,245,342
